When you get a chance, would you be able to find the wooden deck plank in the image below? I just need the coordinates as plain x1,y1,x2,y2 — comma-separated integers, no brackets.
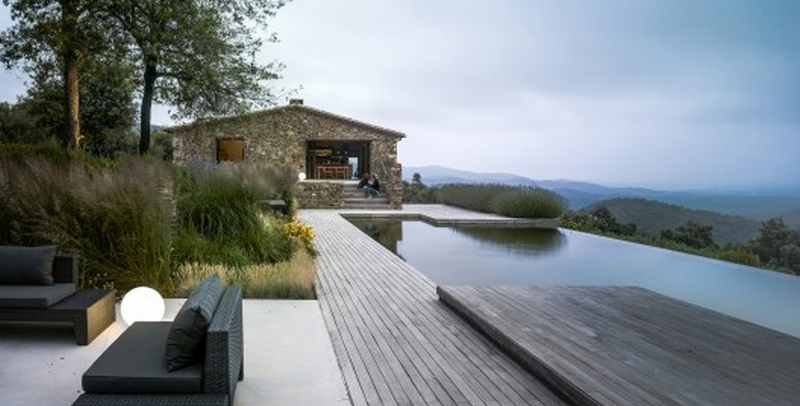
303,210,568,406
439,285,800,406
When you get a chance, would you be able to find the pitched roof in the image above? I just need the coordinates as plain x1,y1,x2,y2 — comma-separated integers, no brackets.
163,104,405,139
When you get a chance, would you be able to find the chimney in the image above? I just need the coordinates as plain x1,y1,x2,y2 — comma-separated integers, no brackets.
289,99,304,106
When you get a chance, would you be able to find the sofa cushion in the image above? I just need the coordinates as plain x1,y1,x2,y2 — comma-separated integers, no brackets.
83,322,203,394
0,283,77,308
165,273,224,371
0,245,58,285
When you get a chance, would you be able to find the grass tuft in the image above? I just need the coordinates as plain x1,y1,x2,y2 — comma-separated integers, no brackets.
174,248,316,299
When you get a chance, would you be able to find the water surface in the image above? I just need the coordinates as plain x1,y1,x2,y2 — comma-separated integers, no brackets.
348,218,800,338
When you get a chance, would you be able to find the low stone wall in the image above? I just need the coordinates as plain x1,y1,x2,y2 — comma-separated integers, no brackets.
295,182,345,209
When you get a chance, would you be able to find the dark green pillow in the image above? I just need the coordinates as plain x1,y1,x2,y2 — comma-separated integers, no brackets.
165,273,224,372
0,245,58,285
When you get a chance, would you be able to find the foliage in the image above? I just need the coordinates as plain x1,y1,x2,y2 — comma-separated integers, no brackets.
284,216,316,255
0,156,175,294
95,0,288,153
173,162,296,266
174,248,315,299
584,197,761,245
436,183,566,218
1,0,125,148
492,189,566,219
748,218,800,274
1,2,138,155
151,130,174,162
0,140,70,162
562,207,636,235
402,172,436,203
0,101,51,144
0,154,313,297
562,204,796,274
660,221,716,250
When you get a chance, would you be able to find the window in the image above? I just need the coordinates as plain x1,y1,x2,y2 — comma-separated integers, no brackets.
217,139,245,163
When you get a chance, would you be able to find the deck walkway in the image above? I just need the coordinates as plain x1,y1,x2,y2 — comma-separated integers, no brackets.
339,204,561,228
438,286,800,406
302,210,568,406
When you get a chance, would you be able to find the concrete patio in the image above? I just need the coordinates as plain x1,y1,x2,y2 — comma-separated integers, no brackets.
0,299,350,406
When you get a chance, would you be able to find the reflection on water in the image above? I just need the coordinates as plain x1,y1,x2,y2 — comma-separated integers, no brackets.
346,218,800,338
351,218,403,256
453,227,567,257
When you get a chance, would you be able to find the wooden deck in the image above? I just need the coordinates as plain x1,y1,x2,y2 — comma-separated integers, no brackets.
302,210,568,406
438,286,800,406
339,204,561,228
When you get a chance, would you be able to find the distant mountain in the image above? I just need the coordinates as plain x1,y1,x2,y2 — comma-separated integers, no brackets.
403,165,535,186
403,165,800,220
584,198,761,245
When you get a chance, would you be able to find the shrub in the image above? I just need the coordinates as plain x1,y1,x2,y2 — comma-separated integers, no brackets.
717,248,761,267
492,188,566,218
436,184,566,218
173,162,297,267
0,154,312,298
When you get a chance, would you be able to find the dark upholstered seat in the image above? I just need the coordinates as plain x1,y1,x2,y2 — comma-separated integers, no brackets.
0,283,77,308
82,322,203,394
74,286,243,406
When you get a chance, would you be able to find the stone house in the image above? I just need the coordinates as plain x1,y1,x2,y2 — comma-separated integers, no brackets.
166,100,405,208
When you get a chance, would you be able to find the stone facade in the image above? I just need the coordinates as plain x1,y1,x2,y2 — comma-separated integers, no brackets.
167,102,405,209
295,181,345,209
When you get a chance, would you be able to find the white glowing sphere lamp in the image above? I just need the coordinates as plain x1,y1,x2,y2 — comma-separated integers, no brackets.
121,286,165,325
298,172,307,181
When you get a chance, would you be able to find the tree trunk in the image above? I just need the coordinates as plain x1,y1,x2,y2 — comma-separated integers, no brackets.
139,60,157,155
61,0,80,150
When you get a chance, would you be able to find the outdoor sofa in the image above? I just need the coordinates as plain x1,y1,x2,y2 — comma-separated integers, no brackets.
73,274,244,406
0,245,115,345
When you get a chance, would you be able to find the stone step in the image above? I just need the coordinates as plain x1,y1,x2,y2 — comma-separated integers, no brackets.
342,203,393,210
344,197,390,204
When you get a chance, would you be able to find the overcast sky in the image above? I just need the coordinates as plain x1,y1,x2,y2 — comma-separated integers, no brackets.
2,1,799,190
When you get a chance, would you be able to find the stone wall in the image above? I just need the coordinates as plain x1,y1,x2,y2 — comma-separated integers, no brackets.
169,105,404,209
295,182,345,209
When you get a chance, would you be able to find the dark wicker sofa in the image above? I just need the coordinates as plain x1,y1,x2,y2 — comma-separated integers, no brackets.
73,284,244,406
0,251,115,345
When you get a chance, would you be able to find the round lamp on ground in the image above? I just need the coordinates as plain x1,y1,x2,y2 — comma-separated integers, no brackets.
121,286,165,325
298,172,307,181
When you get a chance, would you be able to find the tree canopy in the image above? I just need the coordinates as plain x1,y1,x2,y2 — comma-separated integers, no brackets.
1,0,287,154
97,0,287,154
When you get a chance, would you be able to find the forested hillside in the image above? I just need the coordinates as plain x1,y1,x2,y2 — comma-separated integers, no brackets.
780,208,800,228
585,198,761,245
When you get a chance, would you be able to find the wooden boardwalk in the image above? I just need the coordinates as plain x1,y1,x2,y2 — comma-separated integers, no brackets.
337,204,560,228
438,286,800,406
302,210,568,406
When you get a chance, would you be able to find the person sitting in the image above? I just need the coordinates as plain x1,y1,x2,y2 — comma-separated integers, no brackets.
357,173,369,189
364,174,380,198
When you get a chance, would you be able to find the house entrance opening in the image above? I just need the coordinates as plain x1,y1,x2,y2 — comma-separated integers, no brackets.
306,141,370,180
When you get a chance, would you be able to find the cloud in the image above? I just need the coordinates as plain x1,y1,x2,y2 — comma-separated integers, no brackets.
2,0,799,189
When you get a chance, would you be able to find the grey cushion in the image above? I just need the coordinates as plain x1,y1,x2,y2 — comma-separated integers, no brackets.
165,273,224,371
0,245,57,285
0,283,77,308
83,322,203,394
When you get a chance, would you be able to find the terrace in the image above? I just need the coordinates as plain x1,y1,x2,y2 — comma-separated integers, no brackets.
2,205,799,406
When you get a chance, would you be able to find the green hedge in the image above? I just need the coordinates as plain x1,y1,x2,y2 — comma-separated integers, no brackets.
436,184,566,218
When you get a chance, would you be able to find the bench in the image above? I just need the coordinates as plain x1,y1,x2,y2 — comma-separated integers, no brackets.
0,248,115,345
73,275,244,406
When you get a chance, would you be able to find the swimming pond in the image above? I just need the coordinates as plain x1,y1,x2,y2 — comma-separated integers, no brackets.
347,218,800,338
